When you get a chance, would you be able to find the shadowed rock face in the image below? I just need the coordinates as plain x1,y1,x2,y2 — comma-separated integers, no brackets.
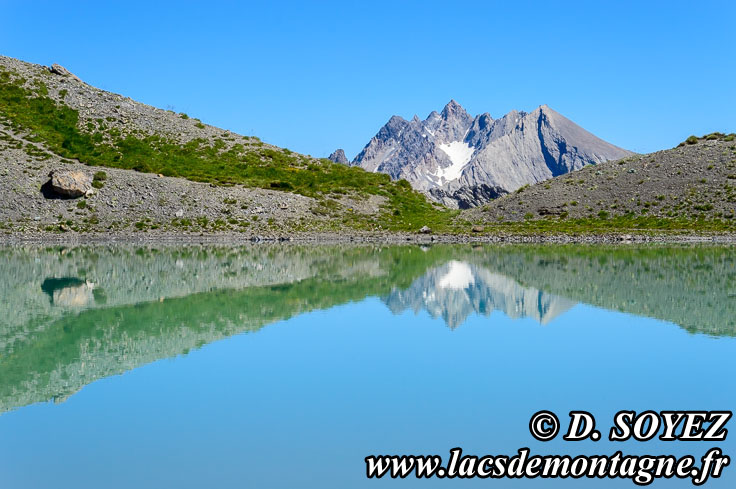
351,101,632,208
428,183,507,210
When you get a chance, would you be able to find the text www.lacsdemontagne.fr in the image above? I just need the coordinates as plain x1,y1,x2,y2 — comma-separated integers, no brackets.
365,447,729,486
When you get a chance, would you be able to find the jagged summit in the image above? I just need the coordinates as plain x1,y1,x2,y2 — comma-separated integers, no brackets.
440,99,469,118
327,148,348,164
350,101,632,208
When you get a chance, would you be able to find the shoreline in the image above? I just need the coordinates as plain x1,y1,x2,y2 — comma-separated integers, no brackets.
1,230,735,245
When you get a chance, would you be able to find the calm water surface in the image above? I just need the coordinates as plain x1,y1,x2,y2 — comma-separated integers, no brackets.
0,244,734,488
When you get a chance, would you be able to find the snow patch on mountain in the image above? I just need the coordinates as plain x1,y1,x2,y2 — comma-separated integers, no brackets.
436,141,475,182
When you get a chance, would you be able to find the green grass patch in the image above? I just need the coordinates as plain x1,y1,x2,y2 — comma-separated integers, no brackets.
91,170,106,188
480,215,736,234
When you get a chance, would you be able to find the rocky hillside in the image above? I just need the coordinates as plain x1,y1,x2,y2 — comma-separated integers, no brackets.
0,55,451,237
344,101,631,208
467,133,736,228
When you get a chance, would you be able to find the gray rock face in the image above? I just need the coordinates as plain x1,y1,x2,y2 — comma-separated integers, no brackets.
48,170,92,198
351,101,633,207
328,149,348,164
428,183,507,210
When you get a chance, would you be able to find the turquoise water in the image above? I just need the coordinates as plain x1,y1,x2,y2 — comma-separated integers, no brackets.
0,244,734,488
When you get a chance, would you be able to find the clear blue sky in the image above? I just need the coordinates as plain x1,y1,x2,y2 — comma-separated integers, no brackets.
2,0,734,159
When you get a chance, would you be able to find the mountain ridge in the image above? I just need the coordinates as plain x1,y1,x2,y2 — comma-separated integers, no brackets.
347,101,633,208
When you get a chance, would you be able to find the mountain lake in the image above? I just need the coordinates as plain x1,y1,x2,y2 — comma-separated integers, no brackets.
0,244,733,488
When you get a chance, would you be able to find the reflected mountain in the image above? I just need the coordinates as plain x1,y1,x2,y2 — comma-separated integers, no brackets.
0,244,733,413
384,260,575,328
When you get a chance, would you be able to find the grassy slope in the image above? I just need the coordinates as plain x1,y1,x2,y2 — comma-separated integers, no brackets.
0,65,454,232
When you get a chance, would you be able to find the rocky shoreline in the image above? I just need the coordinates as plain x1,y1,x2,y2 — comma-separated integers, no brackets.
1,230,734,245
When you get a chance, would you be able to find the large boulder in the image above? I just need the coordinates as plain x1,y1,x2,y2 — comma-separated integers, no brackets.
49,170,92,198
49,64,82,82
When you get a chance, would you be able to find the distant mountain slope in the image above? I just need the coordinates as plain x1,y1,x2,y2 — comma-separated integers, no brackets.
348,101,632,208
467,133,736,225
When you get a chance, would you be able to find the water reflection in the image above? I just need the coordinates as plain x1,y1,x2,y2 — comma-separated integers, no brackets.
384,260,575,328
0,244,733,413
41,277,95,307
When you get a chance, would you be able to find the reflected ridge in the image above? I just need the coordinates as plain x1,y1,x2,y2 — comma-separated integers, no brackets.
0,244,733,413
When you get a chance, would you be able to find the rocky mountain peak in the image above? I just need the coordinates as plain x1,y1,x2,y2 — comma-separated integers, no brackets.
532,104,557,120
328,149,348,164
351,102,633,208
440,100,471,123
421,100,473,143
441,99,463,113
387,114,405,125
376,115,408,140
